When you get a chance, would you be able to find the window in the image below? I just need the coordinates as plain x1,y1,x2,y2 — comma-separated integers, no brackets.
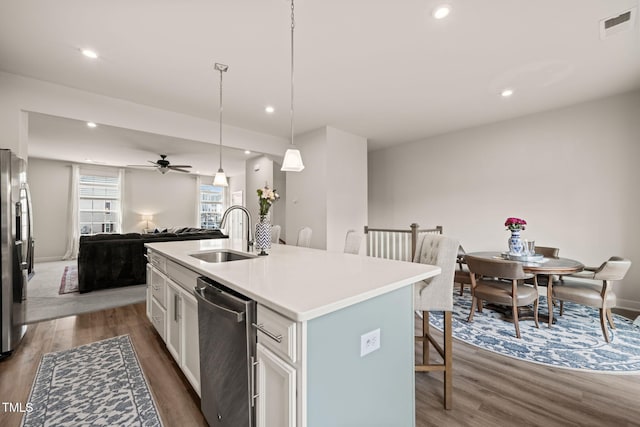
199,184,225,229
79,174,121,235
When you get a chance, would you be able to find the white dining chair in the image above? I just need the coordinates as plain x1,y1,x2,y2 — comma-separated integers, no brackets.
271,225,281,244
343,230,363,255
296,227,312,248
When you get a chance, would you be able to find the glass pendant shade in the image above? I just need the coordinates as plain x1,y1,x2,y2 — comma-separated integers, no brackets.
281,147,305,172
213,168,228,187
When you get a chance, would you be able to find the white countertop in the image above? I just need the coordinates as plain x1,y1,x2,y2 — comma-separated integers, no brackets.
145,239,441,321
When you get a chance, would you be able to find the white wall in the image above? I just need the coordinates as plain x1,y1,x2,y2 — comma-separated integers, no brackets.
246,155,275,223
27,158,71,261
28,158,203,260
124,168,199,232
286,128,328,248
272,164,286,241
326,127,368,253
286,127,368,252
368,90,640,310
244,155,287,240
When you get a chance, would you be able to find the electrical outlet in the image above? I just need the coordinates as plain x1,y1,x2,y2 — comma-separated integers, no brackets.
360,328,381,357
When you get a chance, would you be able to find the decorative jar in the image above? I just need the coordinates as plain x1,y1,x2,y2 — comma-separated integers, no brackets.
255,215,272,255
508,230,524,255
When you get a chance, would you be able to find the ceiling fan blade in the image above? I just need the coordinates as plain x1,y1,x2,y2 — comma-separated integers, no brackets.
168,165,192,168
148,160,159,166
169,167,191,173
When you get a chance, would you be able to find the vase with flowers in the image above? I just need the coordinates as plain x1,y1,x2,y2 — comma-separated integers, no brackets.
505,217,527,255
255,184,280,255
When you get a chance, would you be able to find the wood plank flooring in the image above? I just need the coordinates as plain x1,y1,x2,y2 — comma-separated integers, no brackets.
0,303,207,427
1,303,639,427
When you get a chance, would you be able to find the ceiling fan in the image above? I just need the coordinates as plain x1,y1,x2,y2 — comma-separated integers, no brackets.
128,154,192,174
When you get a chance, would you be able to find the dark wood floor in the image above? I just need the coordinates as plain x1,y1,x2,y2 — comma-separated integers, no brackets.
0,303,207,427
1,303,639,427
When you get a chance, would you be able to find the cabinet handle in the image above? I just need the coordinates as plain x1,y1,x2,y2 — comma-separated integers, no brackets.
252,323,283,343
174,294,180,321
250,356,259,407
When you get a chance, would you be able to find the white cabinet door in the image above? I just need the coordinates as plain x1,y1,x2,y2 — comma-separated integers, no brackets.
256,343,296,427
166,279,182,363
150,298,166,341
181,289,201,396
146,263,152,321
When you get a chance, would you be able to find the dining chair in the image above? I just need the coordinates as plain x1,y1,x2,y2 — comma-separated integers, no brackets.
271,225,281,244
552,257,631,342
413,233,459,410
343,229,363,255
296,226,312,248
535,246,559,258
525,246,560,287
454,245,472,296
465,255,539,338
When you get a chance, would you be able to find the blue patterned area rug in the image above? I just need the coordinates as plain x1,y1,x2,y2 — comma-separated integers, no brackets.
22,335,163,426
428,292,640,373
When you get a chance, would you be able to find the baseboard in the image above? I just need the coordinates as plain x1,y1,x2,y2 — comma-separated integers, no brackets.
35,256,65,263
617,297,640,312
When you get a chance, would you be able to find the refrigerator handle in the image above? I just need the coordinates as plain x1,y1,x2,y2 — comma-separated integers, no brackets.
15,201,22,241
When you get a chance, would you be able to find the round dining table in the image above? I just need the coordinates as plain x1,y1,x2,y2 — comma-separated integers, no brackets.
465,251,584,327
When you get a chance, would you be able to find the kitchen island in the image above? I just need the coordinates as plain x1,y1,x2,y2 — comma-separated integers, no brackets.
145,238,440,427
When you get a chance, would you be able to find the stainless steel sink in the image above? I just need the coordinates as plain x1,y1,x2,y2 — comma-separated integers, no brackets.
190,250,254,263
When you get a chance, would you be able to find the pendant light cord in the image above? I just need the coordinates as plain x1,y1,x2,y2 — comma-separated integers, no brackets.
219,68,223,168
290,0,295,147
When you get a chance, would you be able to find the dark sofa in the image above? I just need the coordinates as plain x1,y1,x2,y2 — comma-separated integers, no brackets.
77,228,227,293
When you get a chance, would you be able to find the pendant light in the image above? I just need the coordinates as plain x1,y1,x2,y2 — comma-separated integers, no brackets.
213,62,229,187
281,0,305,172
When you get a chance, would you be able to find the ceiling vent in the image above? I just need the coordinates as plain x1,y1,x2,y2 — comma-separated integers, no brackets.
600,8,636,39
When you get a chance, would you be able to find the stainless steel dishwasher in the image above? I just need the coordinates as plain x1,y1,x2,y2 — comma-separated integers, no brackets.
194,277,257,427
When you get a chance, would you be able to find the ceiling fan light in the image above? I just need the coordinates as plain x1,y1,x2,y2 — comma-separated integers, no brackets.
213,168,229,187
157,167,169,175
281,147,305,172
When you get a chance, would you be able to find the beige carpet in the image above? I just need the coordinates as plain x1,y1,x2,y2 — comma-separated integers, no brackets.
26,260,146,324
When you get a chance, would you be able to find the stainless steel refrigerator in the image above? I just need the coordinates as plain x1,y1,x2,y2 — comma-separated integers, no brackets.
1,149,33,358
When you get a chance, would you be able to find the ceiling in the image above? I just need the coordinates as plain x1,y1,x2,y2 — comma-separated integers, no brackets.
1,0,639,168
27,112,256,177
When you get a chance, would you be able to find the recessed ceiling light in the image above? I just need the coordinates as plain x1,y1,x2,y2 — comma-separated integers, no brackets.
501,89,514,98
87,122,97,128
433,5,451,19
265,106,275,114
244,150,251,155
81,49,98,59
85,159,93,163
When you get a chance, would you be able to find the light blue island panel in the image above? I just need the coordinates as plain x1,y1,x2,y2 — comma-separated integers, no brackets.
306,285,415,427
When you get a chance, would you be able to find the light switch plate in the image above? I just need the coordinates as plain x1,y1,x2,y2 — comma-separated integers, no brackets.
360,328,381,357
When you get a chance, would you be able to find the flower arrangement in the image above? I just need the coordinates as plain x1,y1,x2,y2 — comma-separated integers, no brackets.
257,184,280,217
505,217,527,232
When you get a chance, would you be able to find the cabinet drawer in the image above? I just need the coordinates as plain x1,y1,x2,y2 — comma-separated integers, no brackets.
150,268,166,307
166,259,199,292
256,305,297,364
151,298,166,341
149,251,166,273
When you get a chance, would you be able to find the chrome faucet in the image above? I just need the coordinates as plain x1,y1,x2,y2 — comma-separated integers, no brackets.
220,205,254,251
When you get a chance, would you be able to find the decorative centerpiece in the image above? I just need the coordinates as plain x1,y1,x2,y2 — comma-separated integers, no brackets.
505,217,527,255
255,184,280,256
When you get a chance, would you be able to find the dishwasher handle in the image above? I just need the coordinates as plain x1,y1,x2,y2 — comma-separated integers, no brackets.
194,286,246,323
